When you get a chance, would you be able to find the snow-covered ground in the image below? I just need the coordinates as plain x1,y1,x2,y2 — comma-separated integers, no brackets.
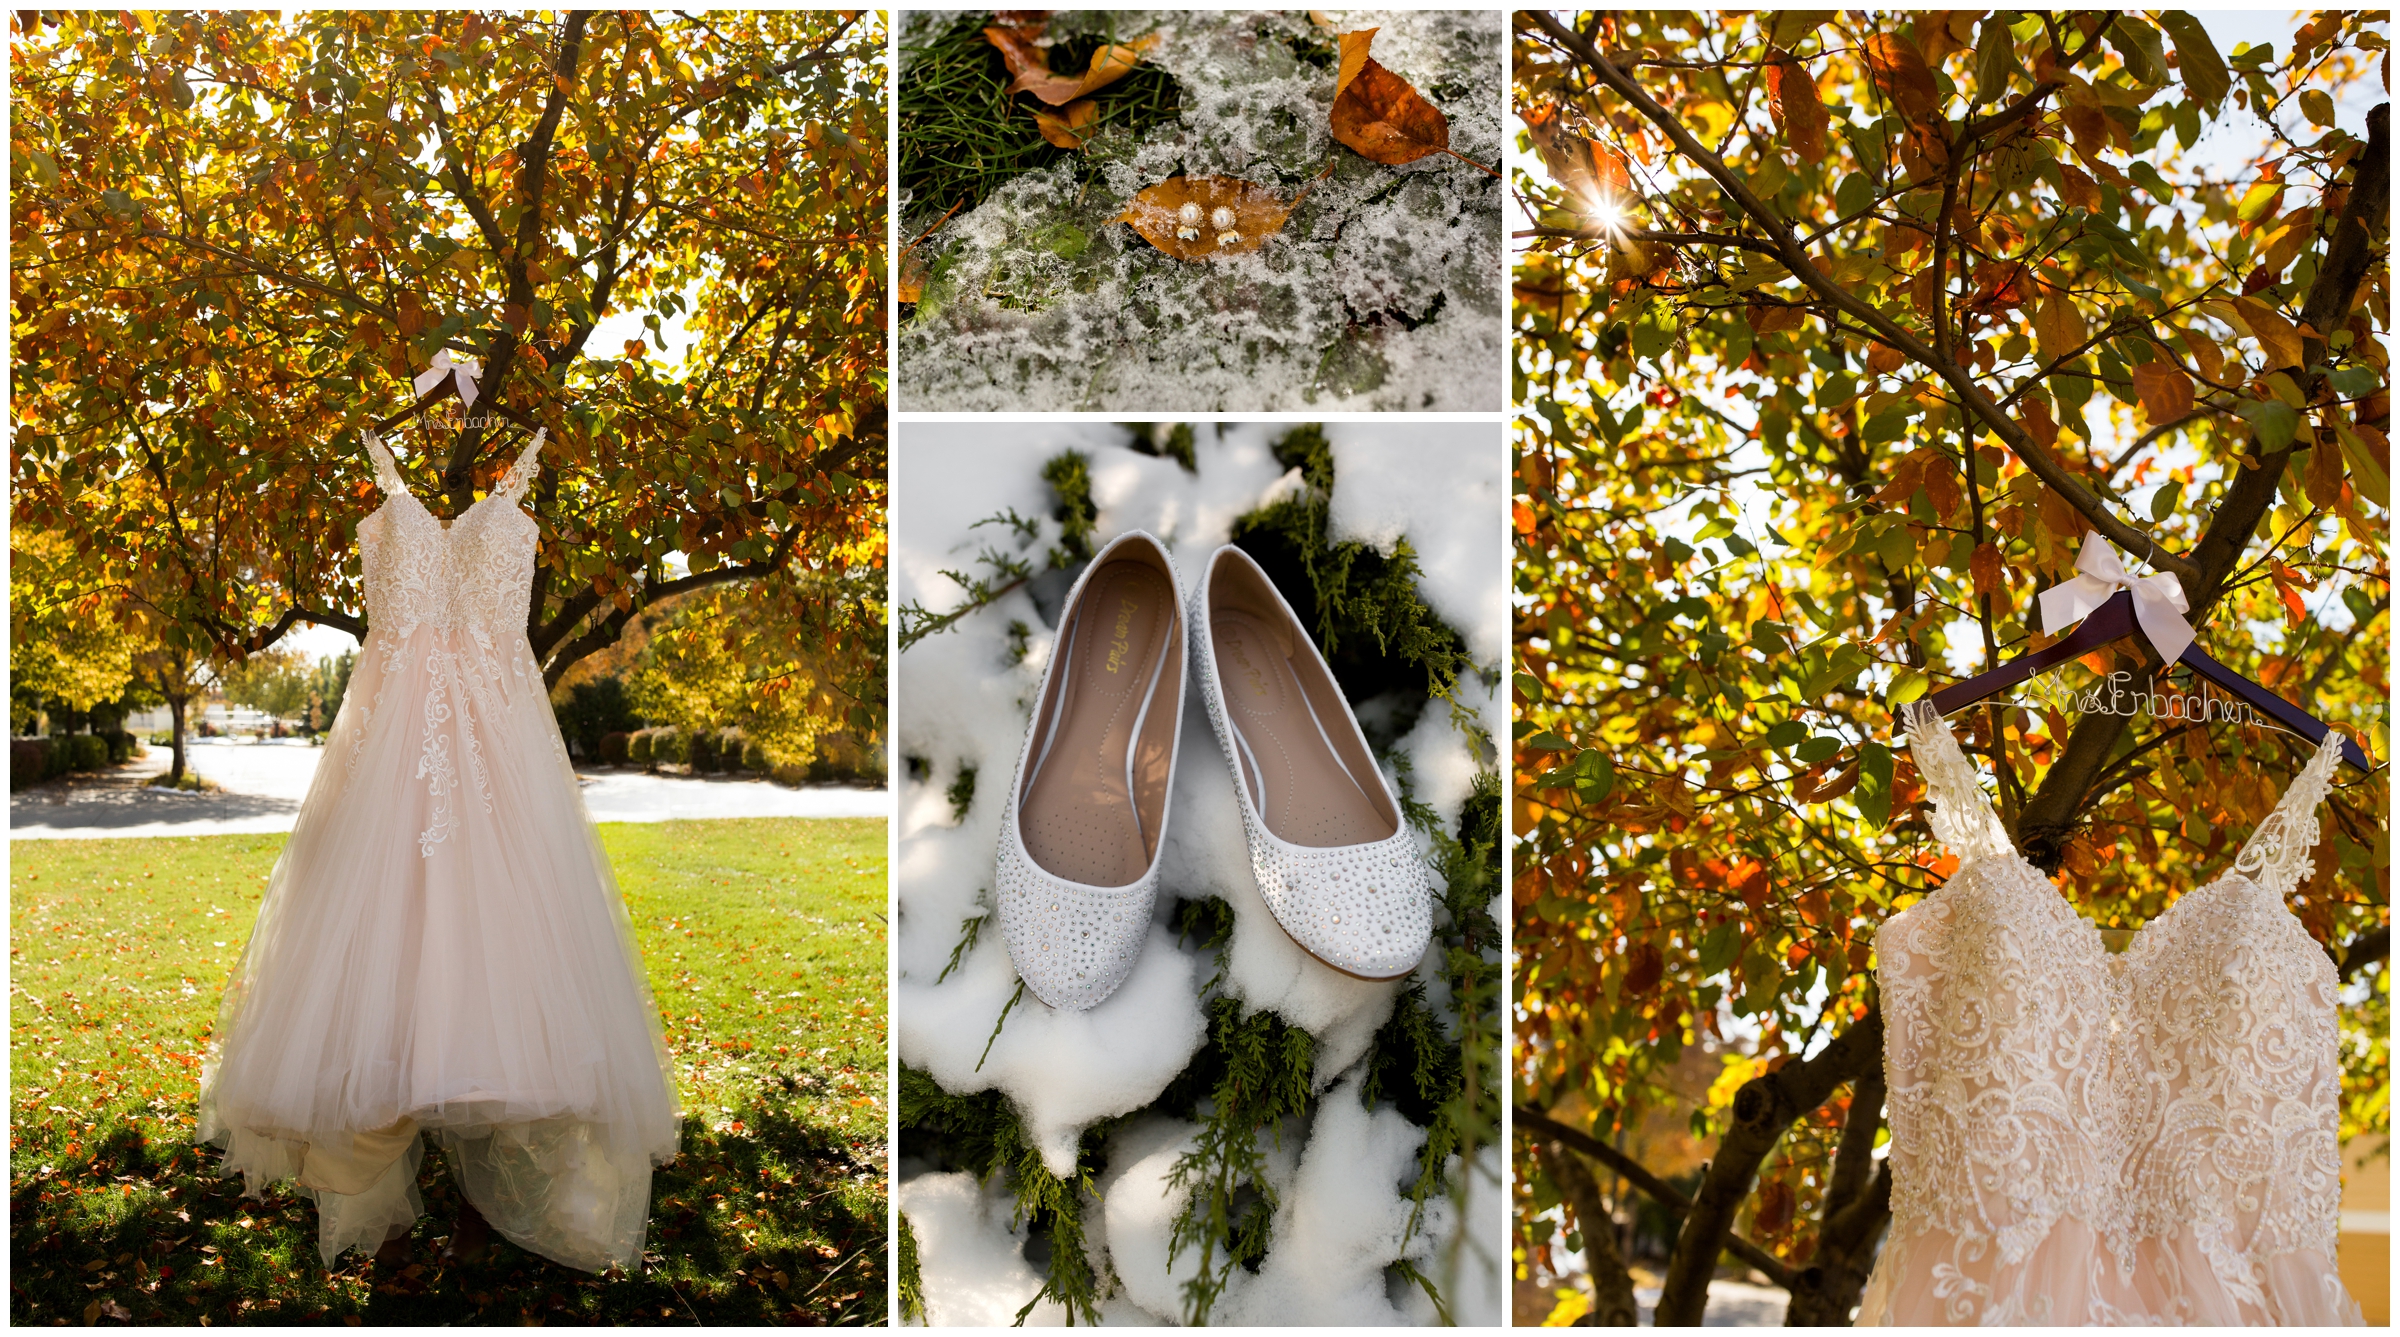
894,424,1506,1325
896,10,1504,412
9,737,886,838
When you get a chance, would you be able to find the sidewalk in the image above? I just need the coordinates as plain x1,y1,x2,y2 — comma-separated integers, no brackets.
9,738,887,839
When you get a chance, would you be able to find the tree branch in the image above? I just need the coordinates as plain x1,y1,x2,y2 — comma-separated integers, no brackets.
1515,1107,1797,1290
1528,12,2193,579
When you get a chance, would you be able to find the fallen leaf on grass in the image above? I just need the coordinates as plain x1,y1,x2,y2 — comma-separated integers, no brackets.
1030,98,1099,149
1119,176,1296,260
984,25,1157,106
1331,28,1450,164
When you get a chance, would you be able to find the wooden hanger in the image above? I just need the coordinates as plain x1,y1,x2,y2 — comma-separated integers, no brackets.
1899,586,2377,773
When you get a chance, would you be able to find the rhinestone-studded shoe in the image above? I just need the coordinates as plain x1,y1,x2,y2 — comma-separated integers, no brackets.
1190,545,1435,980
994,531,1188,1011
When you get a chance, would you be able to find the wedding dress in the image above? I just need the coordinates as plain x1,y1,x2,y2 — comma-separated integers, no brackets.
1857,708,2362,1325
196,429,680,1272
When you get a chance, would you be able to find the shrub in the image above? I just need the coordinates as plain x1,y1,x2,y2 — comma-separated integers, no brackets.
103,730,135,763
742,739,771,773
10,738,49,789
599,731,632,766
628,729,655,767
69,733,108,771
651,727,688,766
556,676,642,760
689,729,721,773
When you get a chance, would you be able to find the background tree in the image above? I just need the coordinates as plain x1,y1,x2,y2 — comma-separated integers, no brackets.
217,646,311,723
10,10,887,702
1510,10,2388,1325
10,527,139,735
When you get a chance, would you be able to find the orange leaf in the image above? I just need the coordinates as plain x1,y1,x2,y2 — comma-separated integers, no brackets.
1763,46,1827,159
1860,33,1941,123
1970,540,2003,598
2230,295,2305,372
1119,176,1294,261
2056,163,2101,212
2019,395,2060,449
2270,568,2308,627
1331,28,1449,165
986,28,1156,107
1030,98,1099,149
2130,359,2195,425
1523,102,1627,207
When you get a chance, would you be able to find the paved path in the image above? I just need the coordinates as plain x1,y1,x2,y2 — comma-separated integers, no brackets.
9,738,886,839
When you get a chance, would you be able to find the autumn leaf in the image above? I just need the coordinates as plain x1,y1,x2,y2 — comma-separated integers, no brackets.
1030,99,1098,149
1523,101,1629,211
2131,359,2195,425
1969,540,2003,598
1119,176,1295,261
1763,46,1827,159
2231,295,2306,372
1860,33,1941,123
1333,28,1491,174
2033,287,2086,364
984,25,1157,107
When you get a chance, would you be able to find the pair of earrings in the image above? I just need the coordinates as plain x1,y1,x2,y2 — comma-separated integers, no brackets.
1173,201,1242,248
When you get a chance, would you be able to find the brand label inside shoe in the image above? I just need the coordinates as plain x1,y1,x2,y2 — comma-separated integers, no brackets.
1104,596,1139,673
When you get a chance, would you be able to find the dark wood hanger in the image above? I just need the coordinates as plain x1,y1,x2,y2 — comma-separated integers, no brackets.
1900,587,2377,773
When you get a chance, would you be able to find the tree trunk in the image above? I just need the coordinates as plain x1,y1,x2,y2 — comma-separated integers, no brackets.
1654,1010,1883,1325
1782,1071,1893,1325
1549,1142,1640,1326
164,693,188,783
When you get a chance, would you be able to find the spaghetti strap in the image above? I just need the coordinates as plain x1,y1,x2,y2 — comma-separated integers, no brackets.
497,427,547,503
360,431,406,495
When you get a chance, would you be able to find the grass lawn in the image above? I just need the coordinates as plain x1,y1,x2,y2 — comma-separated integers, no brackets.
9,817,889,1325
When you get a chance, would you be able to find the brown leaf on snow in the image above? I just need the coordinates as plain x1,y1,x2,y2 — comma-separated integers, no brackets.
984,26,1158,107
1331,28,1449,165
1119,177,1295,261
1031,99,1099,149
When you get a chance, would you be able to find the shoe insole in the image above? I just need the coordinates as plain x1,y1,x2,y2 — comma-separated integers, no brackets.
1210,608,1397,848
1020,561,1177,886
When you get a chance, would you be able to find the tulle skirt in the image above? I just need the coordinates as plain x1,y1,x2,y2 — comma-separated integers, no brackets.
196,628,681,1272
1858,1217,2365,1325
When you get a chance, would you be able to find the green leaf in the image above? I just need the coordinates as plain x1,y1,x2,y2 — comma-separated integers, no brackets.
2157,12,2231,108
2235,181,2284,223
99,188,139,218
2327,365,2382,398
1856,741,1895,826
2149,477,2183,522
2338,426,2392,504
1760,719,1809,750
2298,88,2336,129
1834,171,1873,219
1696,920,1741,977
1523,730,1574,752
2237,398,2300,450
1972,16,2023,105
2110,17,2169,86
1795,735,1843,764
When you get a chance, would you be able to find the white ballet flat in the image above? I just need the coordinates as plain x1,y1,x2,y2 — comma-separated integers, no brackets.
1189,545,1435,980
994,531,1188,1010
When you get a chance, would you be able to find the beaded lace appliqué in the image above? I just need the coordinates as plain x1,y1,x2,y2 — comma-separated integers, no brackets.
353,430,549,855
1867,708,2356,1324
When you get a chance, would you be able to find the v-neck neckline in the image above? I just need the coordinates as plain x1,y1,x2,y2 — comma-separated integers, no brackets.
1906,707,2339,943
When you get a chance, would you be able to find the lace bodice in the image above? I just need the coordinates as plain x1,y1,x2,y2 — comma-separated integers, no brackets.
1865,707,2357,1324
358,430,545,646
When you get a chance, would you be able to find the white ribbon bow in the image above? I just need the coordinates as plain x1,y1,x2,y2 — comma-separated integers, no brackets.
413,350,480,409
2038,537,2194,664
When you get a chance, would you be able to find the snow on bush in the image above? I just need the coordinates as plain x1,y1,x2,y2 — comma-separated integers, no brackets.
894,425,1504,1324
